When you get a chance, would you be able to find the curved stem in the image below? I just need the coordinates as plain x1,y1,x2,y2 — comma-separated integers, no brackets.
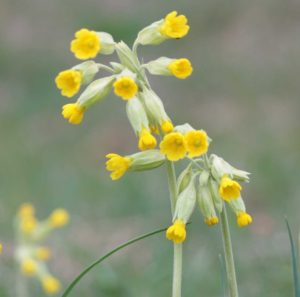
166,160,183,297
220,204,239,297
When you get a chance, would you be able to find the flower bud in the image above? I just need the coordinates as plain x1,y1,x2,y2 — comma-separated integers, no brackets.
72,61,99,85
77,76,115,108
173,176,196,223
177,164,192,195
115,41,140,73
130,150,165,171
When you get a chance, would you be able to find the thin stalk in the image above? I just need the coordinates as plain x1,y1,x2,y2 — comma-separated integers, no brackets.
220,204,239,297
16,270,28,297
166,160,183,297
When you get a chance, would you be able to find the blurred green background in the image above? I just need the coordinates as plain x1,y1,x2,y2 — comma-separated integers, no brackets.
1,0,300,296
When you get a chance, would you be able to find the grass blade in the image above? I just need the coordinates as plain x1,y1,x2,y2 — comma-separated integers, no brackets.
61,226,167,297
285,218,300,297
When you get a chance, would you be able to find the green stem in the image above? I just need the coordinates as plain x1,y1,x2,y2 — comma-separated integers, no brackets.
220,204,239,297
16,270,28,297
166,160,183,297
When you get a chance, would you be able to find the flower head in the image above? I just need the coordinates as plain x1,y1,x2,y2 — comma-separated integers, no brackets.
237,212,252,227
70,29,101,60
62,103,85,125
18,203,35,218
106,154,132,180
36,247,51,261
204,216,219,226
55,70,82,98
219,176,242,201
160,132,187,161
161,120,174,134
114,77,138,100
21,259,37,276
42,276,61,295
138,129,157,151
166,220,186,244
185,130,209,158
20,216,37,234
160,11,190,39
168,58,193,79
49,209,69,228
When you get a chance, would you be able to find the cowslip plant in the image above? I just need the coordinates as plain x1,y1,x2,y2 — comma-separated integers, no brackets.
55,11,252,297
15,203,69,295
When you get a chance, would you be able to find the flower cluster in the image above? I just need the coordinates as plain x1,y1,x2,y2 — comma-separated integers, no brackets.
55,11,252,246
15,203,69,295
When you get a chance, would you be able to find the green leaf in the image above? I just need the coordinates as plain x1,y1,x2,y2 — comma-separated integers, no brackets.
60,226,167,297
285,218,300,297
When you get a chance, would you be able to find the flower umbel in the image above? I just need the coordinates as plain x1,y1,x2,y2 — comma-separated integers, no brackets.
237,212,252,227
138,129,157,151
219,176,242,201
166,220,186,244
106,154,132,180
114,77,138,100
160,132,187,161
168,58,193,79
62,103,85,125
55,70,82,98
185,130,209,158
71,29,101,60
160,11,190,39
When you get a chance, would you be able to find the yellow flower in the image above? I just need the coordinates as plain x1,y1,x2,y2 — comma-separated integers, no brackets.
106,154,132,180
219,176,242,201
55,70,82,98
36,247,51,261
49,209,69,228
168,59,193,79
113,77,138,100
42,276,61,295
204,216,219,226
161,120,174,134
21,259,37,276
62,103,85,125
237,212,252,227
70,29,101,60
138,129,157,151
185,130,209,158
18,203,35,218
0,243,2,254
160,11,190,39
160,132,187,161
166,220,186,244
20,216,37,234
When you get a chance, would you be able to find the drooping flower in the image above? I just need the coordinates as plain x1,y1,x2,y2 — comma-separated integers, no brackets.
62,103,85,125
18,203,35,218
42,276,61,295
237,212,252,227
36,247,51,261
113,77,138,100
219,176,242,201
161,120,174,134
70,29,101,60
160,11,190,39
204,216,219,226
160,132,187,161
106,154,132,180
55,70,82,98
166,220,186,244
168,58,193,79
48,209,69,228
20,216,37,234
138,129,157,151
21,259,38,276
185,130,209,158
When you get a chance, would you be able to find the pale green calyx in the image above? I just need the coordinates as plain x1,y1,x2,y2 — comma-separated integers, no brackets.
143,57,173,76
174,123,195,134
177,163,193,195
227,197,246,215
129,150,165,171
72,61,99,85
115,41,140,73
77,76,115,108
96,32,116,55
209,178,223,212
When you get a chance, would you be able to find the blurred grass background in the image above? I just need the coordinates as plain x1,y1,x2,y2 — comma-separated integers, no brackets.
1,0,300,296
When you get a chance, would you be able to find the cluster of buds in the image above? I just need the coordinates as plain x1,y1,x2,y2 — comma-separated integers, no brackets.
15,203,69,295
56,11,252,246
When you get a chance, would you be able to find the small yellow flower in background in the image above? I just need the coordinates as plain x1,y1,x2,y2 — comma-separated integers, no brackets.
18,203,35,218
204,216,219,226
138,129,157,151
160,132,187,161
237,212,252,227
62,103,85,125
106,153,132,180
42,276,61,295
70,29,101,60
36,247,51,261
0,243,2,254
49,209,69,228
219,176,242,202
20,216,37,234
21,259,38,276
55,70,82,98
161,120,174,134
185,130,209,158
113,77,138,100
166,220,186,244
160,11,190,39
168,58,193,79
